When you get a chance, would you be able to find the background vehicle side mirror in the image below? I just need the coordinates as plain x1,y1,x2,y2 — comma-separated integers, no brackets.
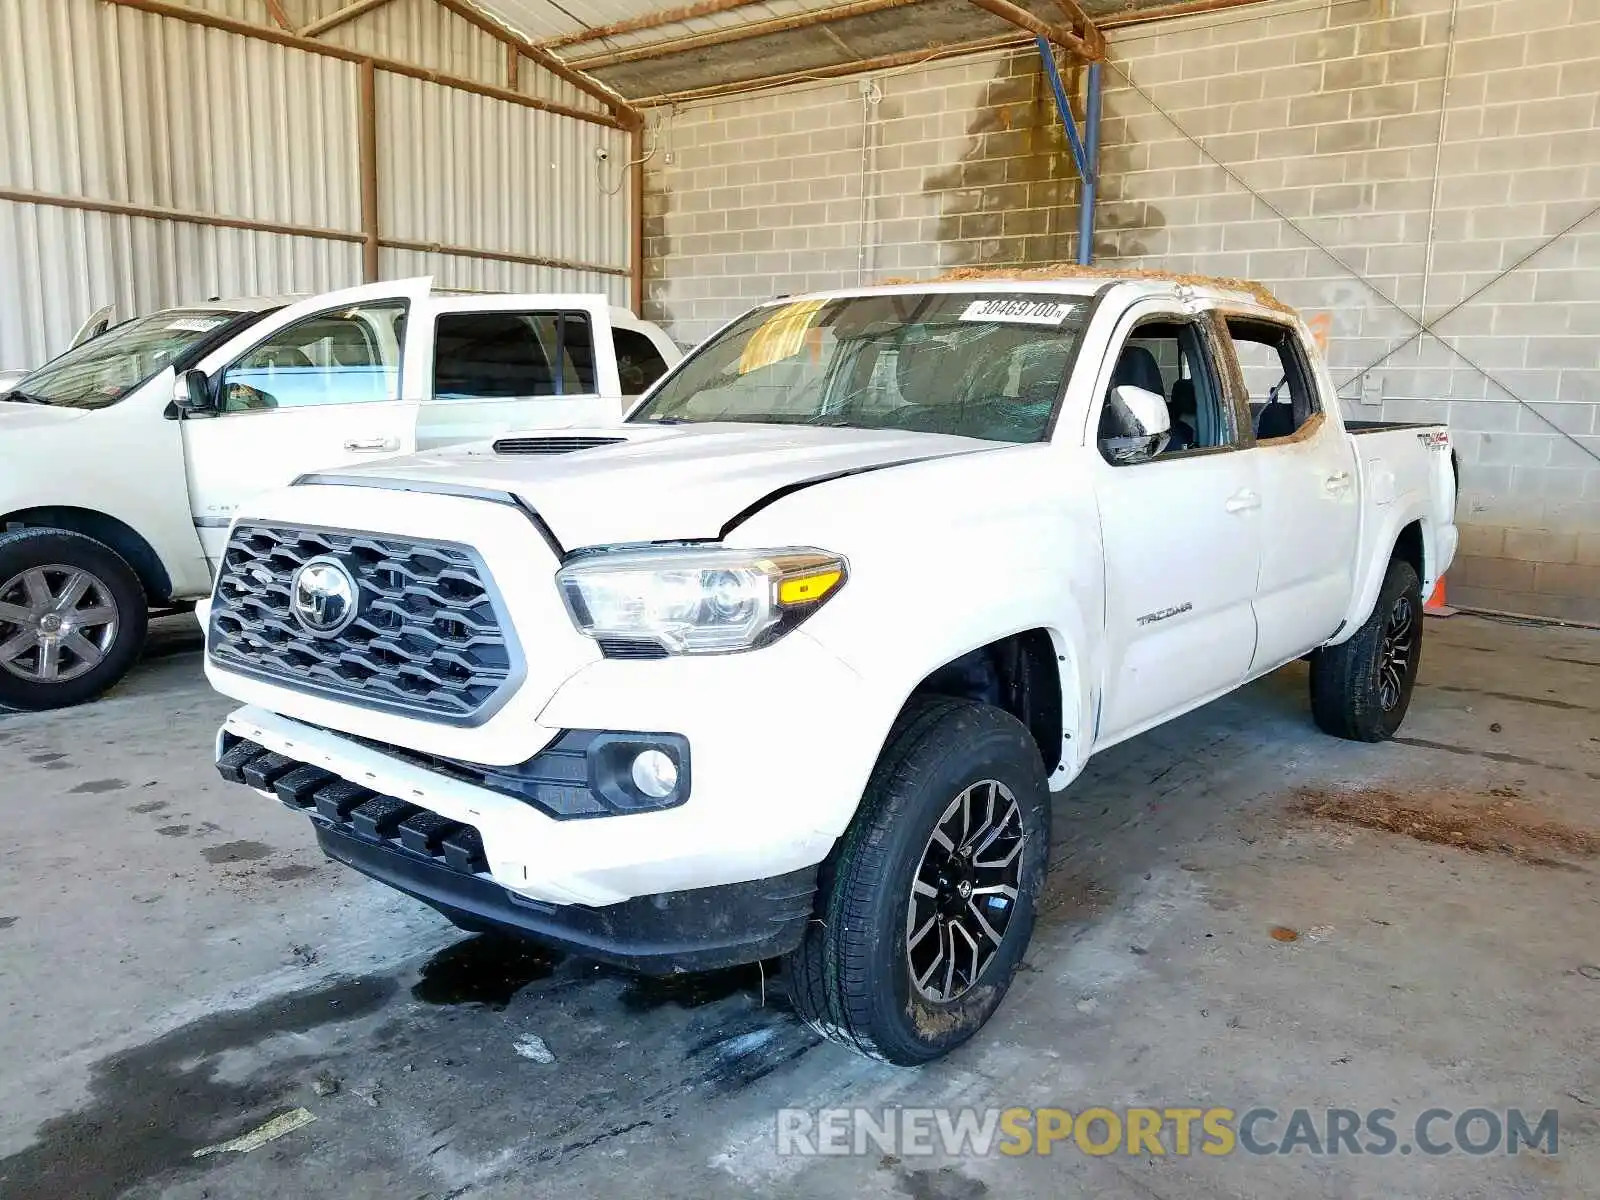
1101,384,1172,464
172,369,218,418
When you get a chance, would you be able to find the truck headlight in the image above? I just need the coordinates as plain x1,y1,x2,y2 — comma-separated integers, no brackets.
556,546,847,655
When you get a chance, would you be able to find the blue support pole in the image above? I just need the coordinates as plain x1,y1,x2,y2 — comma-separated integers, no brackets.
1034,37,1102,266
1078,60,1101,266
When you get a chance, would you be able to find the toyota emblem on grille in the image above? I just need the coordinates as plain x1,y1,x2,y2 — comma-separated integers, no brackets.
290,557,360,637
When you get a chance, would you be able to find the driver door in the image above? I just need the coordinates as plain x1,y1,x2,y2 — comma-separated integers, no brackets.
181,279,430,565
1091,303,1264,744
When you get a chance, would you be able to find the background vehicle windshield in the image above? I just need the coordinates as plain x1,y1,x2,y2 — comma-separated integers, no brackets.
630,292,1091,443
6,309,248,410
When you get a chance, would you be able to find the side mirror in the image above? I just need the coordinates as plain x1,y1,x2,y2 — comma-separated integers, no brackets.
173,369,217,418
1102,384,1171,464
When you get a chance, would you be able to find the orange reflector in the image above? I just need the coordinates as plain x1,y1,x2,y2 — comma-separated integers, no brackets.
778,569,842,606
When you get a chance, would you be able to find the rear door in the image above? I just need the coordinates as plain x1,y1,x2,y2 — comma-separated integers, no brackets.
1217,314,1358,670
181,278,430,564
1090,300,1263,743
414,296,622,449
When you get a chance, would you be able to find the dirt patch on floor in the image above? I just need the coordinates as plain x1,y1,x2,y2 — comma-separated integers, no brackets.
1292,786,1599,869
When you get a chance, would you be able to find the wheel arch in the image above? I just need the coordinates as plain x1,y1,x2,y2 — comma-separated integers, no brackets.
1327,507,1431,648
1,506,171,603
902,626,1085,787
1392,519,1424,583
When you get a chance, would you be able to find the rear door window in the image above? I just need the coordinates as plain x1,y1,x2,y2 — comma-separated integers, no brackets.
433,311,597,399
614,328,670,395
1222,317,1319,441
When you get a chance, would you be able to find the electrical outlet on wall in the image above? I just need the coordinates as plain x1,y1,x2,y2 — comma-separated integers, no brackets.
1360,372,1383,407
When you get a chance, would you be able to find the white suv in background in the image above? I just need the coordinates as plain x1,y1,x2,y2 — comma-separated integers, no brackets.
0,278,679,710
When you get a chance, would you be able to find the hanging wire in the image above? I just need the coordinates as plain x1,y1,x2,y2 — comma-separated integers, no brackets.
1102,54,1600,466
1418,0,1464,325
596,121,660,196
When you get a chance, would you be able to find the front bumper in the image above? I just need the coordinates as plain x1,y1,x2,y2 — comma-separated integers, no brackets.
317,824,817,972
217,733,818,971
219,618,887,907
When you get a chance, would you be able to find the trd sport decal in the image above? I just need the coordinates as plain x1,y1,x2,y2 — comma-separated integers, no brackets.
1137,602,1194,627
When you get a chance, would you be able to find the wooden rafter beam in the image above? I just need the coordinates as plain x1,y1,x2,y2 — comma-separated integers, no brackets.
538,0,769,52
262,0,294,31
300,0,398,38
432,0,642,127
570,0,928,71
634,30,1029,104
967,0,1100,58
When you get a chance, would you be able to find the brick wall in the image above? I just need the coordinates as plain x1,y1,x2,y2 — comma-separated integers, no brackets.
642,0,1600,623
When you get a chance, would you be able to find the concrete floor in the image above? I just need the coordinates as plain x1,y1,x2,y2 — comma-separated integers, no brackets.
1,612,1596,1199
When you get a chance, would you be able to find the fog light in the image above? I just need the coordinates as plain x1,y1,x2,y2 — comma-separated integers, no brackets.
630,748,679,799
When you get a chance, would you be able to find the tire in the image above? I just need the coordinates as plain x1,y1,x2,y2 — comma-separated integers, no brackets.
1309,556,1423,743
0,528,148,711
784,697,1051,1065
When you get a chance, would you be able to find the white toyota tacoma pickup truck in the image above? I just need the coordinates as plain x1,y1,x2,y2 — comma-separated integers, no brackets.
207,272,1458,1064
0,278,677,710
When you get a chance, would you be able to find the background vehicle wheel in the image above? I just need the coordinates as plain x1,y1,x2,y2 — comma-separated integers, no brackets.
784,697,1051,1065
1309,556,1424,743
0,529,147,711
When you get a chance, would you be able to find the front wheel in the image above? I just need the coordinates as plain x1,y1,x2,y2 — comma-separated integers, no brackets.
1309,556,1423,742
0,529,148,711
784,697,1051,1065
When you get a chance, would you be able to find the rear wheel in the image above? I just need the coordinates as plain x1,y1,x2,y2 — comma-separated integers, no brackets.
1309,557,1423,742
784,697,1050,1065
0,529,147,711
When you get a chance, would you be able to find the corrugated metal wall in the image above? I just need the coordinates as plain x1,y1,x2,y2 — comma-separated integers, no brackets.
379,74,629,277
0,0,631,371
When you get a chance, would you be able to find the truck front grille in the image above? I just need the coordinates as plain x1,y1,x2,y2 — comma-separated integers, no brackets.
207,522,520,724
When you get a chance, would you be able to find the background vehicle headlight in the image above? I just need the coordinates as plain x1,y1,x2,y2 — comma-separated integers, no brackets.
556,546,847,655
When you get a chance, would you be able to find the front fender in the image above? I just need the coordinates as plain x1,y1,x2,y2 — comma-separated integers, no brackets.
802,566,1101,793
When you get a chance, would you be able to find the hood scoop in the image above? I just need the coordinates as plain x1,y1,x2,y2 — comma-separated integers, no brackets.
493,435,625,455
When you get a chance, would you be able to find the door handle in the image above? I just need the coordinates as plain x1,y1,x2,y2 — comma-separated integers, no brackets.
1324,471,1352,492
345,436,399,453
1225,489,1261,514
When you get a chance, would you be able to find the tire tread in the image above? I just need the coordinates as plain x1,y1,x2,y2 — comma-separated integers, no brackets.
786,697,1044,1063
1310,557,1422,743
0,527,147,711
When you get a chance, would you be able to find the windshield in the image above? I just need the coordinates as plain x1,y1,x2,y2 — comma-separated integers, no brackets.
4,308,256,410
630,292,1091,443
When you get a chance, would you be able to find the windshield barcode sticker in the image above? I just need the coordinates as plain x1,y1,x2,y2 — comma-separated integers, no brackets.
959,299,1078,326
167,317,224,333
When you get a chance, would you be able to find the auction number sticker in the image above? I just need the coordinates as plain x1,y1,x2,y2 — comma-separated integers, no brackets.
167,317,225,333
959,298,1077,326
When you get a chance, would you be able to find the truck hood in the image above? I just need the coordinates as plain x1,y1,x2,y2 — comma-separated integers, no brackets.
306,422,1000,549
0,401,89,432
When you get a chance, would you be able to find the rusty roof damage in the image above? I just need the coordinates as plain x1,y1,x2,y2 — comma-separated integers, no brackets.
472,0,1271,103
877,263,1294,311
